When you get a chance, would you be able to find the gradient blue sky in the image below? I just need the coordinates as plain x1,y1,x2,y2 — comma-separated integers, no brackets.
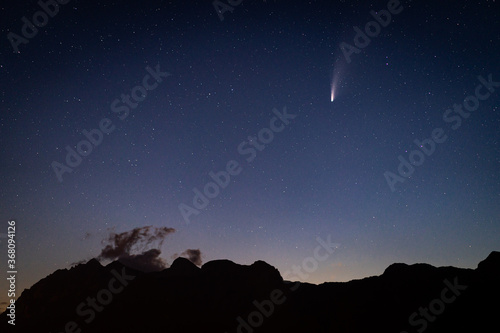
1,0,499,312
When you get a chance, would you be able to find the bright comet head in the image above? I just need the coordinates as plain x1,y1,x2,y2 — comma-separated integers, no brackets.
330,84,335,102
330,62,344,102
330,73,338,102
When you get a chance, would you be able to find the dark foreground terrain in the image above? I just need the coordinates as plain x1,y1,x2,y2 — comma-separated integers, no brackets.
1,251,499,333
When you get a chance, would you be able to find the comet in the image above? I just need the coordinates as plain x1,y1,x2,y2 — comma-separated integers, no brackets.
330,76,337,102
330,68,340,102
330,59,344,102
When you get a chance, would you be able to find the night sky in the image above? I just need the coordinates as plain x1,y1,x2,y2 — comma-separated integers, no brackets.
1,0,499,312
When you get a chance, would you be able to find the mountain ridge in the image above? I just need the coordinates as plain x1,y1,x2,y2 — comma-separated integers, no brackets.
1,251,498,332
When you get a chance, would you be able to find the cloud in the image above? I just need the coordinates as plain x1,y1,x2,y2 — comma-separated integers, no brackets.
97,226,176,272
70,259,88,267
181,248,203,266
117,248,167,273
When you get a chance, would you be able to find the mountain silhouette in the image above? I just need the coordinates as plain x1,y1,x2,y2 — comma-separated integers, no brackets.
1,252,499,332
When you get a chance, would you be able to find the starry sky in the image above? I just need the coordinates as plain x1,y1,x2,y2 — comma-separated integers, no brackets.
0,0,499,312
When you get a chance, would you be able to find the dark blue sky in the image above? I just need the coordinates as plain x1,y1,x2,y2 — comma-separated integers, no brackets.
0,0,499,312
